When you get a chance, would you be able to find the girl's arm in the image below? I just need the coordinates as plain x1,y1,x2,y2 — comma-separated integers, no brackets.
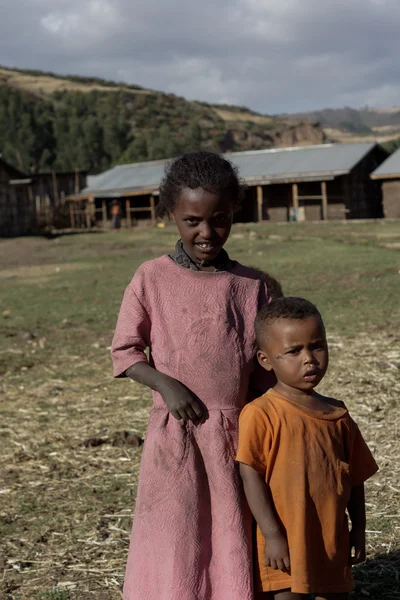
347,483,366,564
126,362,204,422
112,278,203,423
239,463,290,572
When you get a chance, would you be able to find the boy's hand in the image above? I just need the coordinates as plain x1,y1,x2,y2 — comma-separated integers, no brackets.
264,531,290,572
349,527,366,565
159,378,204,422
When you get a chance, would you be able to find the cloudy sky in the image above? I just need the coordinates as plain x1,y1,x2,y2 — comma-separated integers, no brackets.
1,0,399,114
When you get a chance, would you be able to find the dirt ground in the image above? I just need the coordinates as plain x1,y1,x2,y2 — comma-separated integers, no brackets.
0,223,399,599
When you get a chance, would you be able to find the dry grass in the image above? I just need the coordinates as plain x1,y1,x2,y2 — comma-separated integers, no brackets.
324,127,400,145
0,222,399,599
212,108,274,125
0,68,151,96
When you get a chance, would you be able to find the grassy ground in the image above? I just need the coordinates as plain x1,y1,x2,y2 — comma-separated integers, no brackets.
0,221,399,600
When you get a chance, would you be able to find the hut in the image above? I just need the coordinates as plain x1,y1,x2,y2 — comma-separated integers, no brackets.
67,143,388,228
0,156,87,237
370,147,400,218
0,157,34,237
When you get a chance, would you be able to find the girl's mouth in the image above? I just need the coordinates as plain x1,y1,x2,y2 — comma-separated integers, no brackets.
195,242,218,254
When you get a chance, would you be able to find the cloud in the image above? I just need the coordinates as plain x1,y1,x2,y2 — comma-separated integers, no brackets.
0,0,399,112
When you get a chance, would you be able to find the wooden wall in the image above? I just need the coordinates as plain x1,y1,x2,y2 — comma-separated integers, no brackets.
381,180,400,218
0,161,35,237
346,146,387,219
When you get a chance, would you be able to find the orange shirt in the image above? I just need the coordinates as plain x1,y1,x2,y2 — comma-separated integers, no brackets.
236,389,378,595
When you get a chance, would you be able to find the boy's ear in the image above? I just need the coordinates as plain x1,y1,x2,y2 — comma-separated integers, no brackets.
169,212,175,223
257,350,273,372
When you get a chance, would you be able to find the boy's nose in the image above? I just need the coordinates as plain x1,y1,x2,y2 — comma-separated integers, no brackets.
304,352,317,364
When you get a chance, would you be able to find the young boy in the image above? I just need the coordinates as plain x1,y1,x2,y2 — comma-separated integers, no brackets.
236,297,378,600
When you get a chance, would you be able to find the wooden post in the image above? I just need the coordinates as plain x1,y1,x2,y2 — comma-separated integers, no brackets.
69,202,75,228
126,198,132,227
86,205,91,228
321,181,328,220
75,168,80,194
85,198,93,229
292,183,299,221
150,194,156,225
292,183,299,210
256,185,263,222
102,199,107,229
52,171,59,206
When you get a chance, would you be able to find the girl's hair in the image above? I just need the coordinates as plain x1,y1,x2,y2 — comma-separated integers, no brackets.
255,297,323,346
157,151,245,218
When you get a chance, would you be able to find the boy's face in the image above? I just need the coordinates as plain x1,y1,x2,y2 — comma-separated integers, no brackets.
171,187,233,263
257,316,329,393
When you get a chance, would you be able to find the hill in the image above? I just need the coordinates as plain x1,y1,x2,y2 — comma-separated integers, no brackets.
283,106,400,151
0,66,325,174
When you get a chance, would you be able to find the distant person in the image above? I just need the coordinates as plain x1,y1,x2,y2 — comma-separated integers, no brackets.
237,297,378,600
111,199,121,231
111,151,282,600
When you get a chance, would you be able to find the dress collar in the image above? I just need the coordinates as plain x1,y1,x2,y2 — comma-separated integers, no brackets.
169,239,234,272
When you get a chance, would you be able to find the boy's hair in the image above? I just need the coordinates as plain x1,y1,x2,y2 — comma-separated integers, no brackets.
255,297,322,346
157,151,245,218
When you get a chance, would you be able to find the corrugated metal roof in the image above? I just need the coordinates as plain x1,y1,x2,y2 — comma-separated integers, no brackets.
82,143,377,196
371,147,400,178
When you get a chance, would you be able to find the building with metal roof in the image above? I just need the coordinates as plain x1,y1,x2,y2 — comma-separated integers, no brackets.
370,147,400,218
68,143,388,228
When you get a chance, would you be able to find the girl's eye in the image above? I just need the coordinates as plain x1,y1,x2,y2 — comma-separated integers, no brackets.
185,218,198,225
214,214,229,222
288,349,299,354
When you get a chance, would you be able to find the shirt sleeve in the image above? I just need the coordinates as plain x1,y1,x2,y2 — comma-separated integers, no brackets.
236,403,271,475
111,279,151,378
349,419,379,487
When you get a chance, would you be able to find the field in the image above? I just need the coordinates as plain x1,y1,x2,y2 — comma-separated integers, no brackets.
1,221,400,600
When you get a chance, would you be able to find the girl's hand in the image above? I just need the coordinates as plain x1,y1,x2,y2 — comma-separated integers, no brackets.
349,527,366,565
159,378,204,422
264,531,290,572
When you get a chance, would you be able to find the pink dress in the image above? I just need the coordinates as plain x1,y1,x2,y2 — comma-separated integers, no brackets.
111,255,272,600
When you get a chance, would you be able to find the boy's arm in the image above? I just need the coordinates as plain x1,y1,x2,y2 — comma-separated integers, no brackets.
347,483,366,565
239,463,290,572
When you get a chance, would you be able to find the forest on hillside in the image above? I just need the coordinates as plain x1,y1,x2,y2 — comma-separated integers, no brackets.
0,85,224,174
0,66,291,175
2,66,398,176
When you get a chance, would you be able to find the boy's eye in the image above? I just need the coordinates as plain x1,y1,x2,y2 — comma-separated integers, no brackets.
311,343,326,351
287,349,300,354
214,214,229,222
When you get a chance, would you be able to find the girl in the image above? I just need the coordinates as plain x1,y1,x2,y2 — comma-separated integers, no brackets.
111,151,281,600
237,297,378,600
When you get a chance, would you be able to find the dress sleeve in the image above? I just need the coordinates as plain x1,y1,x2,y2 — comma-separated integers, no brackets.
236,403,271,475
111,281,151,378
349,420,379,487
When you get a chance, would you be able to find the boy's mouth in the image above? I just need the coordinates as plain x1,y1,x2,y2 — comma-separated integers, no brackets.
303,368,319,382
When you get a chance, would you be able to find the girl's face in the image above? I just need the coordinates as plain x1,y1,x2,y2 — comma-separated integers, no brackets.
171,187,233,263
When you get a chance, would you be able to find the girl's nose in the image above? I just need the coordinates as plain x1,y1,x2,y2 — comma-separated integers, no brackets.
200,222,213,239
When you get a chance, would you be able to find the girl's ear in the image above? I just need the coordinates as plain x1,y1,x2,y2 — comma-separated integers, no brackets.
169,212,176,223
257,350,273,372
